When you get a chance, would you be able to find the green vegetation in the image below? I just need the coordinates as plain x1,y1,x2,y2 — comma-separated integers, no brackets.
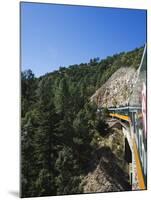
21,46,143,197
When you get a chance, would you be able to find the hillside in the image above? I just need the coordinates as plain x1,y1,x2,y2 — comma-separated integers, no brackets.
21,46,144,197
81,126,131,193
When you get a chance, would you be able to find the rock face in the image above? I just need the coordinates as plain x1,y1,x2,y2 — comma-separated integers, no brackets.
81,146,131,193
90,67,138,108
81,128,131,193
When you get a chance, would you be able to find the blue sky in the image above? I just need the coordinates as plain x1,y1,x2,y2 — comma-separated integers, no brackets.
21,3,146,77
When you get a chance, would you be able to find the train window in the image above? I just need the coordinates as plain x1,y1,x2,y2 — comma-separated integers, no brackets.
133,113,136,133
134,112,138,134
135,126,139,148
139,129,143,163
142,144,147,176
139,129,143,162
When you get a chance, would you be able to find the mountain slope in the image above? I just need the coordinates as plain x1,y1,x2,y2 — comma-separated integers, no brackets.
21,46,144,197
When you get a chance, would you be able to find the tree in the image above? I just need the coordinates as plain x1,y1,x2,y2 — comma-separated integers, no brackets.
95,119,110,137
54,77,70,114
21,69,37,117
21,109,40,197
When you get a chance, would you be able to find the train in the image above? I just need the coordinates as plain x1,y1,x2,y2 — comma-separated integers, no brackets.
102,45,147,190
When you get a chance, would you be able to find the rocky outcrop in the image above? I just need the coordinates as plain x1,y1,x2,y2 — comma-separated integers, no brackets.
90,67,138,108
81,146,131,193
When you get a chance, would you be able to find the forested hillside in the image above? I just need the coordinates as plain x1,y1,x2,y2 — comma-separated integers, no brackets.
21,46,143,197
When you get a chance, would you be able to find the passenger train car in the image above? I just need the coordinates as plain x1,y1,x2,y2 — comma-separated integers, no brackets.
107,45,147,190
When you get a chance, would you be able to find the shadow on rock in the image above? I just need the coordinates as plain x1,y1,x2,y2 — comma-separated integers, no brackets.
83,146,131,192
